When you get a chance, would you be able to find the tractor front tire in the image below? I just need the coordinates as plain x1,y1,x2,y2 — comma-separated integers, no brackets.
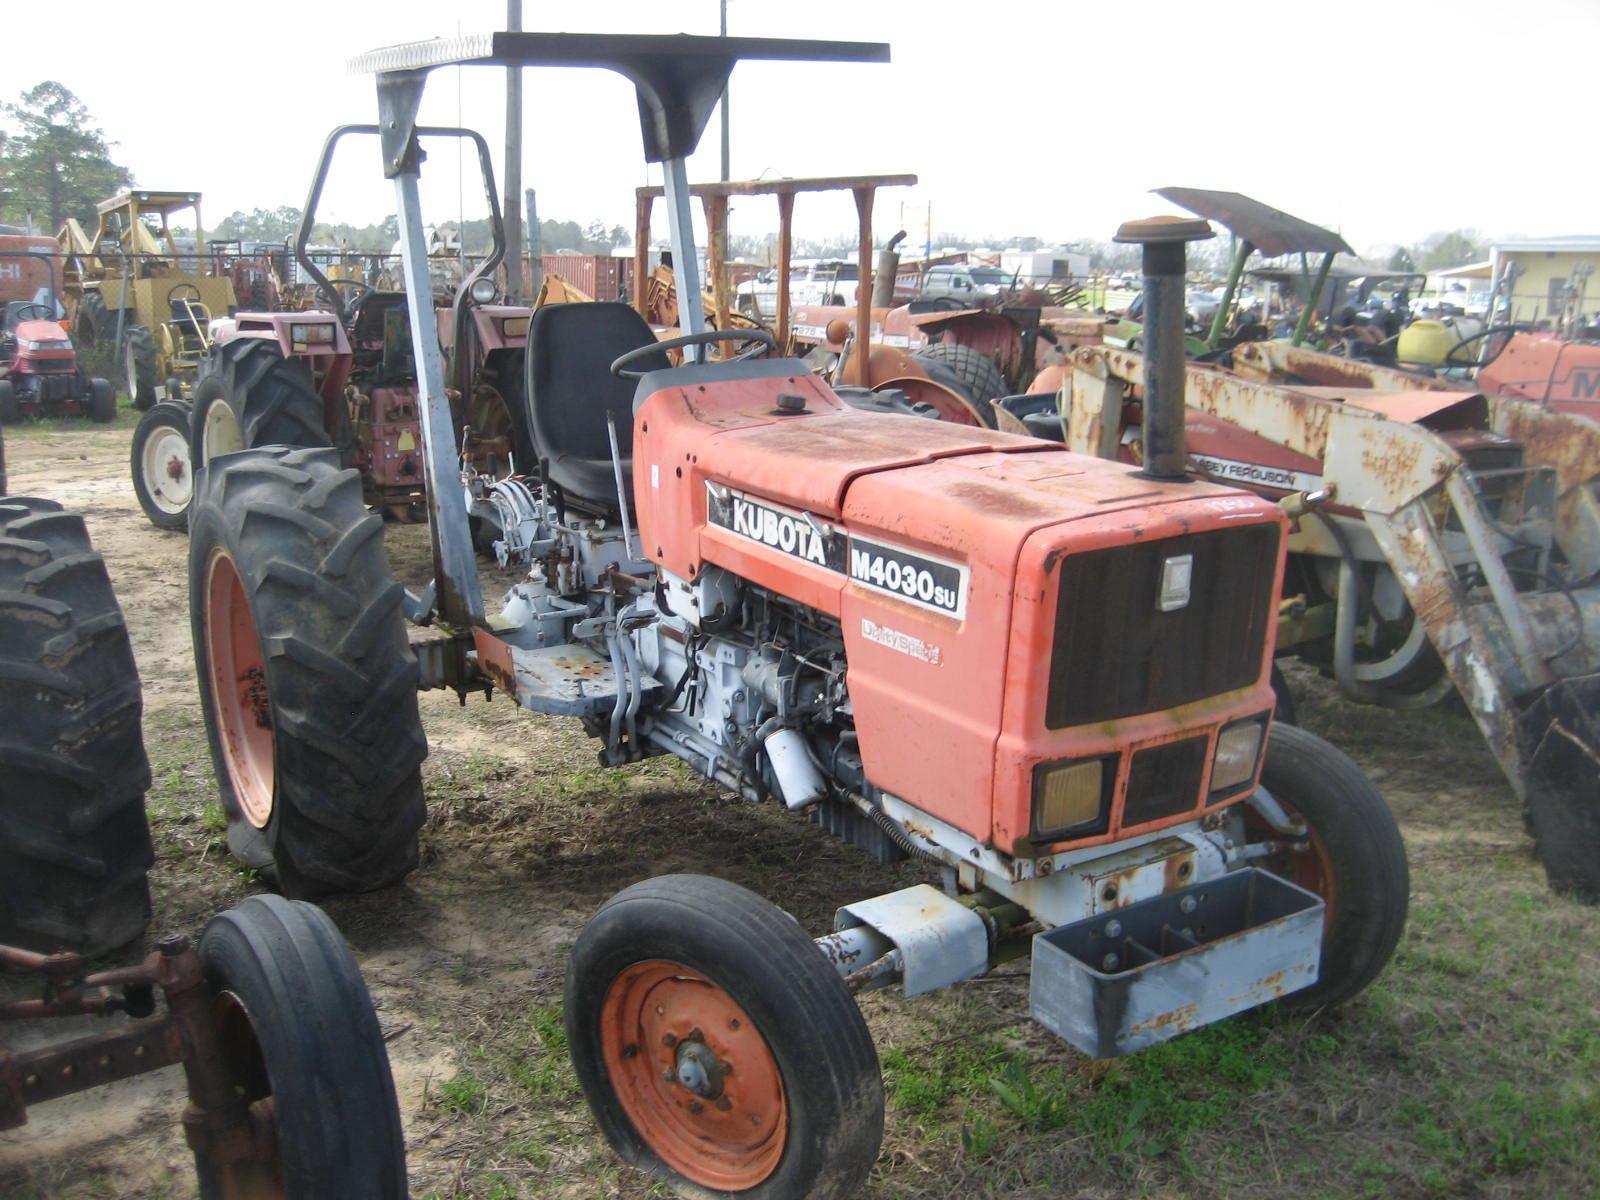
0,498,153,956
131,401,195,531
568,874,884,1200
125,326,159,411
193,895,407,1198
1246,723,1409,1012
190,340,331,472
88,377,115,424
189,446,426,897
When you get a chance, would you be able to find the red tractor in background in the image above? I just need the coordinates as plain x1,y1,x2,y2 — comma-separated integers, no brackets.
0,252,114,423
130,125,532,532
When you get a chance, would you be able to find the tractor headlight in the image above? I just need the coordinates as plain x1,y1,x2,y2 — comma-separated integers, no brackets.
290,324,336,347
1031,755,1115,840
1210,716,1268,796
470,277,498,304
18,338,71,351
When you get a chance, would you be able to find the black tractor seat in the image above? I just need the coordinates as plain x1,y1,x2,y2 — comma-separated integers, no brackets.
524,302,670,512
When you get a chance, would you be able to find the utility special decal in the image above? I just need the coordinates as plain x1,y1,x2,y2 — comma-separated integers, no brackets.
707,484,969,619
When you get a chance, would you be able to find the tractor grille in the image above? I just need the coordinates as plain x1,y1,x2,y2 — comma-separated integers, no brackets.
33,374,80,402
1045,524,1279,729
1123,736,1210,826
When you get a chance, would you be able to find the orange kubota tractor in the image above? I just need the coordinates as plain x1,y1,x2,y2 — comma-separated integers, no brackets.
185,33,1408,1199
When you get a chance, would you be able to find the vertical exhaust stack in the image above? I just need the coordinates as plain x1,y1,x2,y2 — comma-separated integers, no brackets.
872,230,907,307
1114,215,1214,481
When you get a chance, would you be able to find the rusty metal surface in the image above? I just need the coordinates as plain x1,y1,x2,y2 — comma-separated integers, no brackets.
4,1018,183,1120
0,929,265,1183
833,884,989,998
634,174,916,200
1486,395,1600,577
1231,340,1458,393
1063,344,1600,805
1030,867,1323,1057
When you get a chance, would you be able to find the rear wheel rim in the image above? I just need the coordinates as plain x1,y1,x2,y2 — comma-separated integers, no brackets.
203,398,245,464
204,548,274,828
142,427,192,513
601,960,787,1191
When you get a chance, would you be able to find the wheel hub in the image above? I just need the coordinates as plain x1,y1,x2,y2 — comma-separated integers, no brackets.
672,1031,727,1101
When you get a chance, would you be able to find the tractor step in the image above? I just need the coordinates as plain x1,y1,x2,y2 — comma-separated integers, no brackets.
471,631,659,717
1029,868,1323,1057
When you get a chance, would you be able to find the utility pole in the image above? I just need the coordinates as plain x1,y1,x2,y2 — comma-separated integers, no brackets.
503,0,525,302
719,0,730,183
715,0,730,314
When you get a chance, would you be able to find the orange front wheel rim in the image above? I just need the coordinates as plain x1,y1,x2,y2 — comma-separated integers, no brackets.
204,547,275,829
600,960,787,1191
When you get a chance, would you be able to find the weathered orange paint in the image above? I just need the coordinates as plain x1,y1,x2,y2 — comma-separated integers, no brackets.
634,371,1285,855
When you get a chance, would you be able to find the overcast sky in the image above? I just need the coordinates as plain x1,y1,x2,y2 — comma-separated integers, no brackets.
6,0,1596,253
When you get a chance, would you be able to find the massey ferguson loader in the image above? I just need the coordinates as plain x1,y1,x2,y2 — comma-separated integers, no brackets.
1033,334,1600,902
185,33,1408,1199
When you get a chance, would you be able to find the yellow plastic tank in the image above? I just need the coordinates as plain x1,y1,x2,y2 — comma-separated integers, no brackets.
1398,316,1484,366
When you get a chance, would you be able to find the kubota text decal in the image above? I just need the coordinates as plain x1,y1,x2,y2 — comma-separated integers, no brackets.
707,485,969,619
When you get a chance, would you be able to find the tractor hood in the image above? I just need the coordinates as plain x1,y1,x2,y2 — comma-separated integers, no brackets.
14,319,72,346
633,359,1276,622
633,361,1284,847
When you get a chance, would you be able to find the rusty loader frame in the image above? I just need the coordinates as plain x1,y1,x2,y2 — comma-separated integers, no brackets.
1063,342,1600,896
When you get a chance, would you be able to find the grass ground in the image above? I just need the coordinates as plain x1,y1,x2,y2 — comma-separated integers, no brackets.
0,418,1596,1199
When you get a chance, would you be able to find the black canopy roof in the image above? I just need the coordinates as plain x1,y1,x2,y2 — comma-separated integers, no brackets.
1154,187,1354,259
350,32,889,162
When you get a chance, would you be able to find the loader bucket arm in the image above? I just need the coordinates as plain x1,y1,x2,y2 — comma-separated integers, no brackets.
1065,345,1600,897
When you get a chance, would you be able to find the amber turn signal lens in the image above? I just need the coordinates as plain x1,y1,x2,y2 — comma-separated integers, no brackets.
1034,758,1107,837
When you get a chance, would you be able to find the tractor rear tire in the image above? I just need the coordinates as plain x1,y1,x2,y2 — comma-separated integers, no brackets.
88,377,115,424
193,895,407,1199
125,326,159,411
76,292,108,347
189,446,425,897
190,340,331,472
567,874,884,1200
915,343,1007,413
0,497,153,956
1247,723,1409,1012
131,401,195,531
0,380,17,425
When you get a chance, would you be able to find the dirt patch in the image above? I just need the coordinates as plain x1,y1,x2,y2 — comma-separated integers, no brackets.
2,418,1596,1199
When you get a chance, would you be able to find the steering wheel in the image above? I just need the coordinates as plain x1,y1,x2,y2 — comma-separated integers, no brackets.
327,278,371,300
611,327,777,380
10,303,54,323
167,282,203,304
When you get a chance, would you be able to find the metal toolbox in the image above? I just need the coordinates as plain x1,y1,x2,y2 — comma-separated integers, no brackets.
1029,868,1324,1058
